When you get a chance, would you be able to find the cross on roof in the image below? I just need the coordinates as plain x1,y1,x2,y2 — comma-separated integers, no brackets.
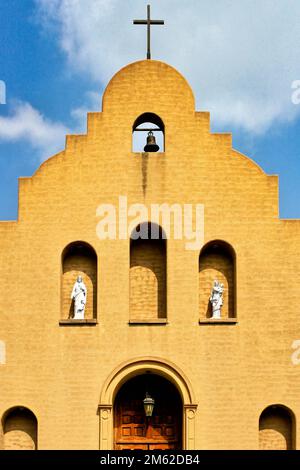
133,5,164,60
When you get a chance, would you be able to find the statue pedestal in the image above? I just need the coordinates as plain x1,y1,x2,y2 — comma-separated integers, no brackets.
59,319,98,326
199,318,238,325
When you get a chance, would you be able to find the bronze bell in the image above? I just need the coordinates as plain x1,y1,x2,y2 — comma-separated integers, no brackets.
144,131,159,152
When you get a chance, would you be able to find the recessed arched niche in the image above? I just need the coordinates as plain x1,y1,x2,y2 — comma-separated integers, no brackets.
132,113,165,152
130,222,167,323
259,405,295,450
199,240,236,320
2,407,38,450
61,241,97,321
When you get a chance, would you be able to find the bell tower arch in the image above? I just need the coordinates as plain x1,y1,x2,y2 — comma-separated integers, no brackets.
132,112,165,152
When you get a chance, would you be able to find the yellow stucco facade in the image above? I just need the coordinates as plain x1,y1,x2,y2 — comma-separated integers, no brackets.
0,59,299,450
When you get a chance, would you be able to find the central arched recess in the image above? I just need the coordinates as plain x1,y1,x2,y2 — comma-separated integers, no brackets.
130,223,167,322
114,374,182,450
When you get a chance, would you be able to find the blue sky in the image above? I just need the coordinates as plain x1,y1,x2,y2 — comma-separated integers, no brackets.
0,0,300,220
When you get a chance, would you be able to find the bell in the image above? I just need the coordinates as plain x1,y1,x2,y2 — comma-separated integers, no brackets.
144,131,159,152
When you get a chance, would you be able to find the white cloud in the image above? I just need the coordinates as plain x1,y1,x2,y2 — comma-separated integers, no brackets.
35,0,300,133
0,102,69,160
0,91,101,162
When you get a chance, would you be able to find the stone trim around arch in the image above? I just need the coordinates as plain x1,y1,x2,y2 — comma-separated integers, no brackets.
98,357,197,450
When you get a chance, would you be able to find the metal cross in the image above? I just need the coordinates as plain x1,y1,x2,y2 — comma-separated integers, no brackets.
133,5,164,60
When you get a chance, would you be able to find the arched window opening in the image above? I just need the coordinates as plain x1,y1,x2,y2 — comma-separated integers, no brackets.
199,240,236,320
61,241,97,321
259,405,295,450
132,113,165,152
3,407,37,450
130,223,166,322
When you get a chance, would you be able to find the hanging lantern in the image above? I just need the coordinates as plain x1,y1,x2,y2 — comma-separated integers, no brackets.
143,392,155,417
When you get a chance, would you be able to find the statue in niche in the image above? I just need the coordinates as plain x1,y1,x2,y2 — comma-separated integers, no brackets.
71,276,87,319
210,280,224,319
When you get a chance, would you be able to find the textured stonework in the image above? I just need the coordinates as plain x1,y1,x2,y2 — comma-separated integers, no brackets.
0,60,299,449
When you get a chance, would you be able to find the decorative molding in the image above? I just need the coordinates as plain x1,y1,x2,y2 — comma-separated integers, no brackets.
59,319,97,326
199,318,238,325
98,405,113,450
184,404,198,450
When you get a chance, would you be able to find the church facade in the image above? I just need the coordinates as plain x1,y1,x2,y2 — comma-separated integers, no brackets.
0,59,299,450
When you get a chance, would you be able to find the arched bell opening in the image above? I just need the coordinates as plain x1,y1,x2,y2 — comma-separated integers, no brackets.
132,112,165,152
114,374,182,450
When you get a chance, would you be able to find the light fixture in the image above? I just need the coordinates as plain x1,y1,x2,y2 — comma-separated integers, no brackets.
143,392,155,417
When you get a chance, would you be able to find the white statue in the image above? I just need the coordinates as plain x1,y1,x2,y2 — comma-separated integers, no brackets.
210,280,224,319
71,276,87,319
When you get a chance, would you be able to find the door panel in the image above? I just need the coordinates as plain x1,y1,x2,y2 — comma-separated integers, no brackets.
117,444,148,450
149,443,176,450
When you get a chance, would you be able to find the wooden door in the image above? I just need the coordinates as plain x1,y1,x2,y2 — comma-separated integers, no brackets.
114,375,182,450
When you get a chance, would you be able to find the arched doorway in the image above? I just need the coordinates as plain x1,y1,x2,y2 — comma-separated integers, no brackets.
114,374,182,450
99,357,197,450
